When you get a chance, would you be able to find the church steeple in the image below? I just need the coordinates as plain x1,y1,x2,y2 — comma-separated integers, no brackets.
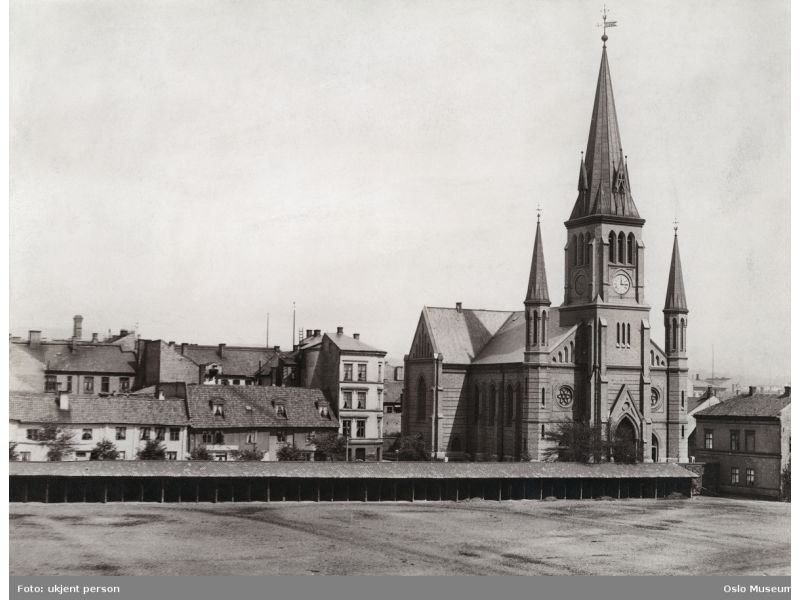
568,44,640,221
525,215,550,305
664,231,688,313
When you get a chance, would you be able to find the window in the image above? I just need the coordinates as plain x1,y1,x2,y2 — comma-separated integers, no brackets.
378,363,383,381
746,468,755,486
355,448,366,461
221,379,229,386
212,403,224,417
343,391,352,409
82,428,93,440
66,376,73,392
357,391,366,409
681,425,685,439
155,427,165,441
385,406,393,414
416,376,426,421
169,427,180,441
76,451,87,458
627,233,635,264
20,452,31,462
703,429,713,449
116,427,127,440
608,232,616,262
357,364,367,382
45,375,57,393
276,405,287,418
214,430,225,445
356,420,366,438
140,427,151,441
342,420,352,439
202,431,214,444
214,454,227,461
84,377,94,393
246,432,256,444
681,392,685,410
119,377,130,392
166,451,177,460
541,387,545,407
745,430,755,452
118,451,126,460
26,429,40,441
730,430,740,451
233,379,240,385
617,231,625,263
730,467,740,485
343,364,353,382
277,431,286,443
556,386,574,408
101,377,110,393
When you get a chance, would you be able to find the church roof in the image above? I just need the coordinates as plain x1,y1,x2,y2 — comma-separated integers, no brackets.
525,219,550,304
423,307,513,364
569,46,640,221
471,308,574,365
664,233,689,313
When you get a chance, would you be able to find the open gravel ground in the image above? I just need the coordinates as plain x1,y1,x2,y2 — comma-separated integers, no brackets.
10,496,789,576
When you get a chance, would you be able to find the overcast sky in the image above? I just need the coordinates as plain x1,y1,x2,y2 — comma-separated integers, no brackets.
10,0,790,384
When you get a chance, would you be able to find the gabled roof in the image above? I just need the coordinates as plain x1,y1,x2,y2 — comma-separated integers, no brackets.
12,341,137,375
471,309,575,365
423,307,513,364
569,46,640,221
185,385,338,430
694,394,790,418
664,233,689,313
325,332,385,354
179,345,278,377
9,393,189,425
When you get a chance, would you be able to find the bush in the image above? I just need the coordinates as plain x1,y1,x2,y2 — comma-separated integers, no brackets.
42,426,76,462
231,448,265,461
137,440,167,460
391,434,429,461
90,439,119,461
781,461,790,501
276,445,303,461
9,443,19,461
312,431,347,461
189,446,213,461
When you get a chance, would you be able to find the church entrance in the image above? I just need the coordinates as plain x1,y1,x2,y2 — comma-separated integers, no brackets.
612,418,639,463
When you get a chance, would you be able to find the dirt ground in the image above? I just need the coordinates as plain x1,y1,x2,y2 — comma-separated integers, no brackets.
9,496,789,576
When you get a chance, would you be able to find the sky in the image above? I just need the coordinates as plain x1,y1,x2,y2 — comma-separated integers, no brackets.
10,0,790,384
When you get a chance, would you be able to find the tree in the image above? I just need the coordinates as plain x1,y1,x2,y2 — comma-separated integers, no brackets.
391,434,429,461
189,445,213,461
90,439,120,461
39,424,76,462
230,448,265,461
137,440,167,460
9,443,19,461
276,444,303,461
542,421,609,463
781,461,790,501
312,431,347,461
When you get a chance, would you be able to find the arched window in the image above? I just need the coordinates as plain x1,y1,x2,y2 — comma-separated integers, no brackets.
416,375,427,421
626,323,631,346
650,350,654,365
474,386,480,424
609,232,616,262
506,384,514,425
541,424,545,437
680,318,686,351
672,318,678,351
540,387,545,407
616,323,621,345
681,391,685,410
489,386,496,426
569,341,574,361
533,313,539,346
627,233,635,264
571,235,578,266
541,311,547,345
578,233,584,265
557,351,562,363
618,231,625,264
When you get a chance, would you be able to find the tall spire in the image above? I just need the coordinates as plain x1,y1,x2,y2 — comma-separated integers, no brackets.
569,42,640,221
664,231,688,312
525,214,550,304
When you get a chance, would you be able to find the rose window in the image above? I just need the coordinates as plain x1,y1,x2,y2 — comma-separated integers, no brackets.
556,386,573,408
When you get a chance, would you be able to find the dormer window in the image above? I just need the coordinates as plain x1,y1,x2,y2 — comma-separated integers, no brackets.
275,405,287,418
211,402,224,417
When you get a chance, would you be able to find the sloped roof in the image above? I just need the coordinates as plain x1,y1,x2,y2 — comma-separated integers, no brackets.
472,309,575,365
424,307,513,364
179,345,278,377
9,393,188,425
664,233,689,312
325,332,385,354
185,385,338,430
694,394,790,418
525,219,550,304
9,460,697,479
14,342,137,375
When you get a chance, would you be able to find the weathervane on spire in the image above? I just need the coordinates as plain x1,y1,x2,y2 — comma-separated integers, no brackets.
536,203,542,223
597,5,618,46
673,217,679,234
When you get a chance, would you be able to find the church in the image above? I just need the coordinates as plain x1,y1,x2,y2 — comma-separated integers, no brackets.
403,34,689,464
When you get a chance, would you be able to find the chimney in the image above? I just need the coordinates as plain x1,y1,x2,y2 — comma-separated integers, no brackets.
336,327,343,335
783,385,791,397
749,386,757,396
273,345,280,352
119,329,129,336
91,333,99,343
314,329,321,337
57,392,69,411
306,329,313,339
353,333,360,340
73,315,83,340
180,343,188,355
218,343,226,358
456,302,462,313
695,374,700,380
28,330,41,347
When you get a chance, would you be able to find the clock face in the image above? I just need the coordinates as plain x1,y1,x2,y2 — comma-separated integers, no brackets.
612,273,631,295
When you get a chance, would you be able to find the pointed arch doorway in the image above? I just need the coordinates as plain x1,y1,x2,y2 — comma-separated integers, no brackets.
613,417,639,463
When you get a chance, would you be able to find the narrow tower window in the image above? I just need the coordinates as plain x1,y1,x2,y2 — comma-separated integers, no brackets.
608,232,616,262
672,318,678,351
540,387,545,407
627,233,635,264
626,323,631,346
618,231,625,264
541,311,547,345
680,318,686,351
616,323,620,346
533,313,539,346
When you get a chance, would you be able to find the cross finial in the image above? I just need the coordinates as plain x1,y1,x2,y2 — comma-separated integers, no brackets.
673,218,679,234
597,5,618,47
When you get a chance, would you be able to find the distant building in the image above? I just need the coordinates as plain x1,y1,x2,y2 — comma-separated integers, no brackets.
382,361,404,436
184,384,338,461
692,387,790,499
9,392,189,461
297,328,387,461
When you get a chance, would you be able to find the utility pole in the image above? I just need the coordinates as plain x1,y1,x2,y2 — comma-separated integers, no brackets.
266,313,270,348
292,302,296,348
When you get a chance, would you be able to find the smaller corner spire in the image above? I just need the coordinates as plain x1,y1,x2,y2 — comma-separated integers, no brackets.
526,216,550,305
664,228,688,313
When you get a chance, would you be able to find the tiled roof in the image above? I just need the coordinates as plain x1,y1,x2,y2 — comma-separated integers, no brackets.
694,394,790,418
14,342,137,374
9,393,188,425
325,332,385,354
185,385,338,430
8,460,697,479
471,309,575,365
180,345,278,377
424,307,513,364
